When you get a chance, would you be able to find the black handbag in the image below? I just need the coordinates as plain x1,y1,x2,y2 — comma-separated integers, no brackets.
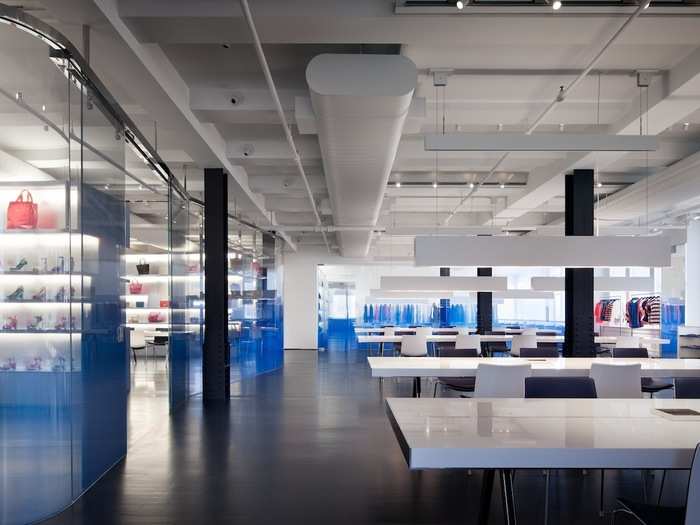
136,258,150,275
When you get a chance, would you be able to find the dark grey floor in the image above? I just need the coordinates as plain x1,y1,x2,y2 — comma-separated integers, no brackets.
44,349,689,525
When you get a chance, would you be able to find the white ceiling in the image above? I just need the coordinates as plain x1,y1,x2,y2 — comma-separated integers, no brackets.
10,0,700,260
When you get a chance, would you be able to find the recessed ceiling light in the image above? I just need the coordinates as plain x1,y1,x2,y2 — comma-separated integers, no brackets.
694,215,700,221
104,184,110,190
469,182,475,189
500,183,505,189
41,104,46,112
597,181,603,188
456,0,464,9
497,123,503,132
395,181,401,188
552,0,562,9
433,181,438,188
559,123,565,132
684,122,690,131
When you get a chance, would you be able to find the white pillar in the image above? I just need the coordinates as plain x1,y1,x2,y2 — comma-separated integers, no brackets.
685,220,700,326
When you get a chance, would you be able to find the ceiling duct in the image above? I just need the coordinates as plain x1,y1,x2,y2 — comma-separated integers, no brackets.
306,54,416,257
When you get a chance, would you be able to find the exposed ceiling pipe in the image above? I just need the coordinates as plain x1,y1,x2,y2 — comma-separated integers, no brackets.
238,0,331,254
442,0,650,226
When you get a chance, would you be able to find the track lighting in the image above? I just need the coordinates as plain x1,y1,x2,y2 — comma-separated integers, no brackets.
500,183,505,189
456,0,464,9
433,181,438,189
552,0,562,9
395,181,401,188
643,0,651,8
469,182,475,189
597,181,603,188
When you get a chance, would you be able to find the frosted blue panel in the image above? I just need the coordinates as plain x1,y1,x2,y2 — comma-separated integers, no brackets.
229,233,283,382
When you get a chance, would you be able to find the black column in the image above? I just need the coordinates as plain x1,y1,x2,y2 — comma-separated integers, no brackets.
564,169,595,357
439,267,450,327
203,168,230,402
476,267,493,334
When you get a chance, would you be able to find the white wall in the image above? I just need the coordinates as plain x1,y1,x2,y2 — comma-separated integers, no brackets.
282,250,319,349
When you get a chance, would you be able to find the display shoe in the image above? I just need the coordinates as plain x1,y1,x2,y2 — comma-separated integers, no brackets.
51,356,66,372
6,286,24,301
26,357,42,371
9,258,28,272
54,316,67,330
2,316,18,330
0,358,17,371
54,286,66,302
32,287,47,301
27,316,43,331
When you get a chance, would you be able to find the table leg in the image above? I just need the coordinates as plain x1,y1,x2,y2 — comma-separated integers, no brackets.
478,469,495,525
380,341,384,357
500,469,517,525
412,377,422,398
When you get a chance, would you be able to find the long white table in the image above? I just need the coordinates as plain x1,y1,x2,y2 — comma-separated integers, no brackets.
386,397,700,524
358,334,669,346
368,356,700,378
354,327,475,335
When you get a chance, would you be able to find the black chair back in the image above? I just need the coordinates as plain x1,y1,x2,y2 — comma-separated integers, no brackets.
153,335,169,345
520,347,559,358
675,378,700,399
440,347,479,358
525,377,597,398
612,347,649,358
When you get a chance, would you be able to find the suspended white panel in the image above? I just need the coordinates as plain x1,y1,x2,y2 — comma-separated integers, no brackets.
380,275,507,292
414,236,673,268
531,276,655,291
424,133,658,152
492,290,555,299
367,290,457,300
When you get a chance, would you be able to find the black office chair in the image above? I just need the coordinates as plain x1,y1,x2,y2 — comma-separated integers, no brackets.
433,347,479,397
525,376,597,398
613,443,700,525
519,347,560,358
525,376,597,524
612,347,674,397
675,378,700,399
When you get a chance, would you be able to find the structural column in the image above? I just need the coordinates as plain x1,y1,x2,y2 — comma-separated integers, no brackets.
685,220,700,326
439,267,450,327
203,168,230,402
476,268,493,334
564,169,595,357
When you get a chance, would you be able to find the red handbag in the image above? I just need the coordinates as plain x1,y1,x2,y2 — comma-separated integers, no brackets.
129,282,144,294
148,312,164,323
7,190,38,229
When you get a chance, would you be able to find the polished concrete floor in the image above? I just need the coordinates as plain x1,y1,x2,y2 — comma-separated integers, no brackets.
44,349,689,525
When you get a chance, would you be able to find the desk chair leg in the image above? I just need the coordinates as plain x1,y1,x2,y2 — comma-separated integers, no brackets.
500,469,517,525
478,470,495,525
657,470,666,505
641,470,648,503
433,382,439,398
412,377,421,398
599,470,605,518
544,469,550,525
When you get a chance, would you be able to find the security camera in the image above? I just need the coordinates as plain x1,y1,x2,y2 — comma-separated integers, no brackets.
242,144,255,157
230,93,244,106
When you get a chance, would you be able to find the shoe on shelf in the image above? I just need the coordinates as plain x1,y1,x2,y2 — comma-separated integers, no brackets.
55,286,66,302
54,316,67,330
32,287,47,301
0,357,17,371
2,316,18,330
26,357,42,371
9,258,29,272
6,286,24,301
27,316,43,331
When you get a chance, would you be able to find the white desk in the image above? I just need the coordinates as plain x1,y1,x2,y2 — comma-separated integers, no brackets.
386,397,700,524
368,356,700,378
358,334,669,345
354,327,475,335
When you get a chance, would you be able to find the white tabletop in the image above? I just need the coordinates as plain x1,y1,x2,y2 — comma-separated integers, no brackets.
368,356,700,378
386,397,700,470
354,327,475,334
358,334,669,345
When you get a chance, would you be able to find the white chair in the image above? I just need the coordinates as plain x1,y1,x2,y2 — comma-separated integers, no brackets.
592,361,643,516
129,329,146,364
401,335,428,396
400,335,428,357
616,336,641,348
511,334,538,357
455,334,482,355
383,326,395,336
590,362,642,398
414,326,433,338
522,328,538,335
457,327,472,335
474,363,532,398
